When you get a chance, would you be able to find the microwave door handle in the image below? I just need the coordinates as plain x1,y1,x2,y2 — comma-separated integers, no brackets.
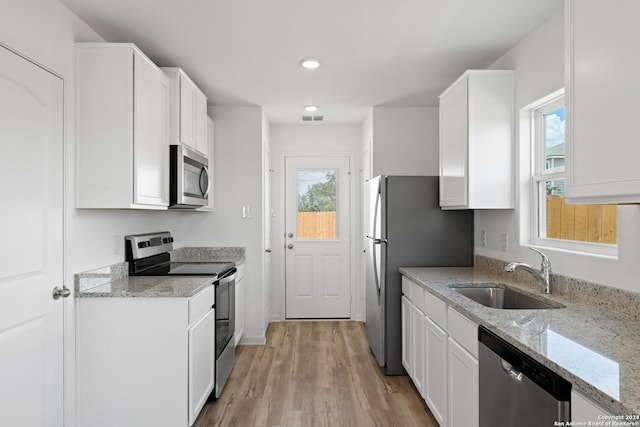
199,165,210,197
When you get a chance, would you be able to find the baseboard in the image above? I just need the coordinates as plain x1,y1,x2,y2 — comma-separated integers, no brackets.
238,334,266,346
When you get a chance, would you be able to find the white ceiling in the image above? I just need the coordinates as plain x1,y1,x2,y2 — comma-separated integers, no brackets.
60,0,562,125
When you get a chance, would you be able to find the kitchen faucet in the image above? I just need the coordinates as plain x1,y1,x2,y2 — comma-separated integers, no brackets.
504,247,551,294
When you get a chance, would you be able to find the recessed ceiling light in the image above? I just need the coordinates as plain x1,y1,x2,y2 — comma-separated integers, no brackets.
301,58,321,69
304,105,319,112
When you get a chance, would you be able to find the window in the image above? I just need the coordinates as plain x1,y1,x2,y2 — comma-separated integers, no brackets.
296,169,337,239
532,93,617,252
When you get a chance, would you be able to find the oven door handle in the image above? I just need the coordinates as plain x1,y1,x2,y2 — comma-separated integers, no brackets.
217,268,237,285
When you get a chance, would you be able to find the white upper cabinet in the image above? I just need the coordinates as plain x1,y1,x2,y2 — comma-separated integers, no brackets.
162,67,208,156
439,70,515,210
76,43,170,209
565,0,640,204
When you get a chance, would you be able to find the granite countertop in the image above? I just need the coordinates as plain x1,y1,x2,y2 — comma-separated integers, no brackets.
399,265,640,416
77,274,214,298
75,246,246,298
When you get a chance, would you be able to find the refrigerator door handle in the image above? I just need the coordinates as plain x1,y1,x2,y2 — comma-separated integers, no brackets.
366,236,388,244
372,241,381,305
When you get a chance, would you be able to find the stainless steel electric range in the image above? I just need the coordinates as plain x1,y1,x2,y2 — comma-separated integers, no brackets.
125,231,236,400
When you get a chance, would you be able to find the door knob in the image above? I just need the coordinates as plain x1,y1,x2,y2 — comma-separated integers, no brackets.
52,285,71,300
287,244,294,249
287,232,293,238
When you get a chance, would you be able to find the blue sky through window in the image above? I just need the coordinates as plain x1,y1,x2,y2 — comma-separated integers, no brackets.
545,106,565,148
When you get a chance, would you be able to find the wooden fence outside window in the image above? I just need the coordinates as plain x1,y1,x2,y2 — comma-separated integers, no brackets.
546,195,617,244
298,212,337,239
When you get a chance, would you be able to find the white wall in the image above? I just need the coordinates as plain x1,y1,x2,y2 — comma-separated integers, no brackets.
270,124,362,320
369,106,439,177
476,8,640,293
178,105,266,344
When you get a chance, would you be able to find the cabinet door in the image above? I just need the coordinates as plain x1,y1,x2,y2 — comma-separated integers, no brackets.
133,52,170,206
234,277,245,346
194,91,208,156
439,76,468,208
566,0,640,203
401,295,412,373
188,309,215,426
424,316,447,427
571,389,614,423
179,75,197,149
410,304,424,396
448,337,478,427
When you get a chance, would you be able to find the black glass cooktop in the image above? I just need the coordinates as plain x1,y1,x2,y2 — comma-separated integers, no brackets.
139,261,234,277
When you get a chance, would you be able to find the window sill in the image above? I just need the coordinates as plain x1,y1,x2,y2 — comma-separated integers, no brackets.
529,238,618,260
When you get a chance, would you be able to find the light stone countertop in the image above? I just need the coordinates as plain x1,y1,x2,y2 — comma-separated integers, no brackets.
76,275,214,298
399,266,640,416
75,246,246,298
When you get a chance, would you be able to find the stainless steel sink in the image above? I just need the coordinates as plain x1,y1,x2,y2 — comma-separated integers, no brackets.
449,284,563,310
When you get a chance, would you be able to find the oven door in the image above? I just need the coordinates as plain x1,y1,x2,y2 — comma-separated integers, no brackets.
214,268,236,399
170,145,209,208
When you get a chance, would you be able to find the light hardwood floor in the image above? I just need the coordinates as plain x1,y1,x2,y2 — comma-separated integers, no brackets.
195,321,439,427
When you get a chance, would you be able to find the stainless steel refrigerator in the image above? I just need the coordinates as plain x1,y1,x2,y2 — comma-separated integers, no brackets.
365,176,473,375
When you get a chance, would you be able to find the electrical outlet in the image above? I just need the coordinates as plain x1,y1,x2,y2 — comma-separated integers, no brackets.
480,230,487,248
501,233,508,252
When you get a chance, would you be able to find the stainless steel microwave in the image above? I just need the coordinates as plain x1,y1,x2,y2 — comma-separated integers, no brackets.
169,145,210,209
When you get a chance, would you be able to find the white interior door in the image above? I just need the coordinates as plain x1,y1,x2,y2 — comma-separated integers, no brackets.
285,156,350,318
264,146,273,328
0,45,65,427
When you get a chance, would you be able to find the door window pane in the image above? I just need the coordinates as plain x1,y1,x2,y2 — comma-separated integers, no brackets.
297,170,337,239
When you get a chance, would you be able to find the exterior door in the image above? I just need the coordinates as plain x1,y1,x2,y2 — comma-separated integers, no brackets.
0,45,65,426
285,156,351,318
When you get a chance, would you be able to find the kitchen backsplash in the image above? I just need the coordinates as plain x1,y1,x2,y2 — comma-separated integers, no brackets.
170,246,245,262
476,255,640,320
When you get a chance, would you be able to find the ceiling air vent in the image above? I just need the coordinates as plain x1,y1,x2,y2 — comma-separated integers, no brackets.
301,115,324,122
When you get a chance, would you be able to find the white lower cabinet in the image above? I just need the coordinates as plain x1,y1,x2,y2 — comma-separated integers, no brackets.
410,303,425,396
77,286,215,427
447,337,479,427
424,316,448,426
234,262,246,346
402,275,479,427
401,295,412,374
571,389,614,423
188,309,215,425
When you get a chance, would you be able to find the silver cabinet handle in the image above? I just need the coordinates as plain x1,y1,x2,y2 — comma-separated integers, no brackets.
287,244,294,249
52,285,71,300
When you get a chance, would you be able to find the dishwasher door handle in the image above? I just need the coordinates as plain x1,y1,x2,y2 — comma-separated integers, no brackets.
501,359,524,381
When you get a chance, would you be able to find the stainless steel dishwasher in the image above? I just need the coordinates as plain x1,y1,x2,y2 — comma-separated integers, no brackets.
478,326,571,426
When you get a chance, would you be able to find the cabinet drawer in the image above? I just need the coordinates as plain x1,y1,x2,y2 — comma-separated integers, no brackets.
425,291,447,329
402,276,411,298
447,307,478,358
410,281,425,313
188,285,214,325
